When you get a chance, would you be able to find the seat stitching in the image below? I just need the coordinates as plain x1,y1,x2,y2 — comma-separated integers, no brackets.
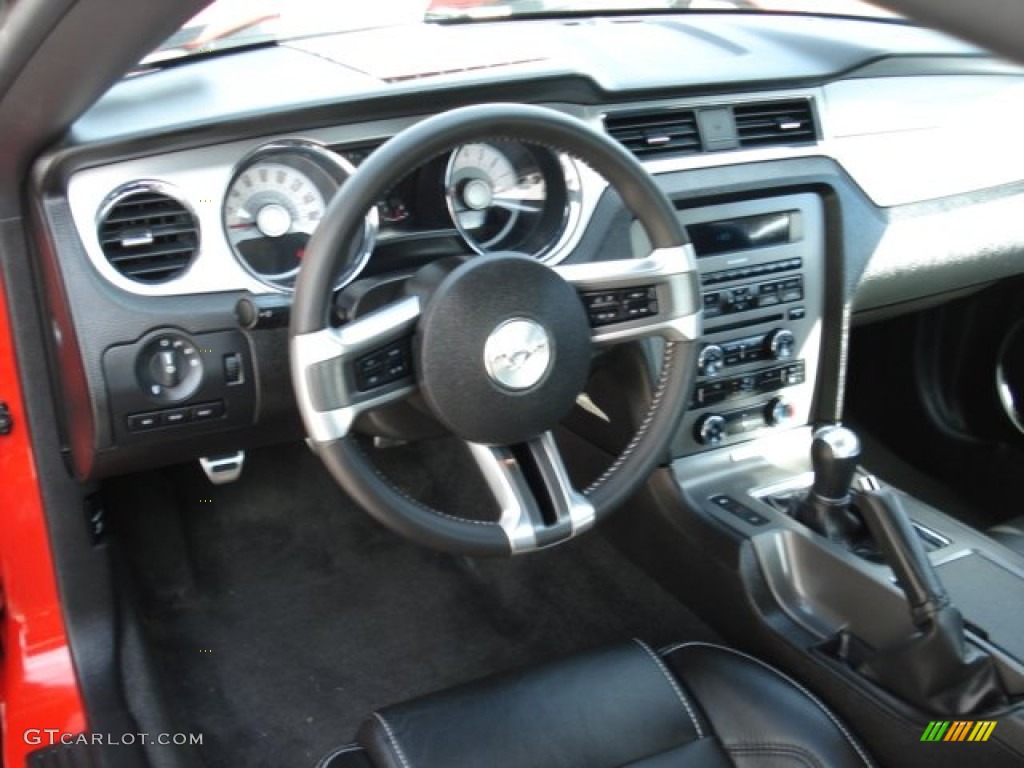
373,712,413,768
660,641,874,768
728,742,824,768
633,637,704,739
315,743,364,768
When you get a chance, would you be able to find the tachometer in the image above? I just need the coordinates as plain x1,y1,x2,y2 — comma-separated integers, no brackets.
223,140,376,290
445,141,580,261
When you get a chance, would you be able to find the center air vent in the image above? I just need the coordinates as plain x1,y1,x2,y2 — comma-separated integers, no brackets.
604,109,700,159
97,184,199,284
733,99,817,148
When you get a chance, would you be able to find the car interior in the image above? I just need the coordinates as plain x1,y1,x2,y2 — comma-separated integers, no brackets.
4,0,1024,766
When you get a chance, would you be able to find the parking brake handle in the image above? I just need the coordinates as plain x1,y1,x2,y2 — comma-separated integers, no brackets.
855,476,950,628
851,475,1008,715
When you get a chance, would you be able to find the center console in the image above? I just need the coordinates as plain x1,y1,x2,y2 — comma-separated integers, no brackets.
645,192,1024,762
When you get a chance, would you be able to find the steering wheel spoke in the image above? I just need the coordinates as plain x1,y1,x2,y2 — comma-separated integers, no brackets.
467,432,595,554
555,246,702,346
291,295,421,443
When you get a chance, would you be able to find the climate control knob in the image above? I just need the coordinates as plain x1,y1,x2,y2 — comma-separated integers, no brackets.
764,397,796,427
695,414,727,446
765,328,796,360
697,344,725,376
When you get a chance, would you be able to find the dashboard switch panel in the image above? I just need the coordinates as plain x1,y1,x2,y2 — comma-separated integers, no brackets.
104,329,255,444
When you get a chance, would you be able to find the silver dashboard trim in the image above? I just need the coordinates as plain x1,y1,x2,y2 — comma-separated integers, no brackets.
67,93,833,298
67,74,1024,299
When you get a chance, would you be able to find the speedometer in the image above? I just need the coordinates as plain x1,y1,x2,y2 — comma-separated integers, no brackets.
445,140,580,261
223,140,376,290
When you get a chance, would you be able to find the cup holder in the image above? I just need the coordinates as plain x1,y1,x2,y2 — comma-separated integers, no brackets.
996,319,1024,435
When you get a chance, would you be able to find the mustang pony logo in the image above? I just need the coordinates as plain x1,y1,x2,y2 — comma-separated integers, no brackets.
491,340,547,372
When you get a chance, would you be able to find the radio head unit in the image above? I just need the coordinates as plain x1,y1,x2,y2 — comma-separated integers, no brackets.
633,192,824,456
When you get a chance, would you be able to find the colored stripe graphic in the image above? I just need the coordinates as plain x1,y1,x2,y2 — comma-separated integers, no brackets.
921,721,950,741
973,722,997,742
944,722,966,741
922,721,997,742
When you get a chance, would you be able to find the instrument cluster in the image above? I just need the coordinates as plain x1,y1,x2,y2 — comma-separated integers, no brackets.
224,137,582,291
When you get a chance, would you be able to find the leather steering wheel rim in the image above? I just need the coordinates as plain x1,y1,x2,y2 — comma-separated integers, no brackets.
290,103,701,556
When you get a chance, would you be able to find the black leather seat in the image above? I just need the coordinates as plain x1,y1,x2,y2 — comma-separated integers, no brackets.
318,640,873,768
989,516,1024,557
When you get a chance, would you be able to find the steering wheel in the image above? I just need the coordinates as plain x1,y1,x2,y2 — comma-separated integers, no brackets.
290,104,701,556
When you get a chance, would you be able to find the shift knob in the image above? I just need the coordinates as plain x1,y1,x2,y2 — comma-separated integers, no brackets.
810,425,861,503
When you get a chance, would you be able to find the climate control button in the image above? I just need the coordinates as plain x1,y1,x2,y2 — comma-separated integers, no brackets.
765,328,796,360
697,344,726,376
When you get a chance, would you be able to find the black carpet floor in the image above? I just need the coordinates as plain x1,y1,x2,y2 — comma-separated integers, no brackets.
111,440,719,768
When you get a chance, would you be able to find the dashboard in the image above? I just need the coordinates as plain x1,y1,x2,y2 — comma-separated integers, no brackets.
72,135,595,297
30,12,1024,480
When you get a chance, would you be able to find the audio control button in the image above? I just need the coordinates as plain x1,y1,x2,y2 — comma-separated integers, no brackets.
764,397,796,426
695,414,727,446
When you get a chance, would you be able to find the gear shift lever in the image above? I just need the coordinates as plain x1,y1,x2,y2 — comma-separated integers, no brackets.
793,425,863,542
809,426,860,503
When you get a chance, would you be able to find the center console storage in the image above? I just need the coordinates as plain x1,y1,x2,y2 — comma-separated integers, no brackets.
667,425,1024,756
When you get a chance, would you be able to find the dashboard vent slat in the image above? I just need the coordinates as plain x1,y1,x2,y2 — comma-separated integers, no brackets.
733,99,817,148
605,109,702,159
97,187,199,284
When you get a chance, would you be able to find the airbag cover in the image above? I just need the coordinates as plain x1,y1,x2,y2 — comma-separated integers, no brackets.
415,254,590,445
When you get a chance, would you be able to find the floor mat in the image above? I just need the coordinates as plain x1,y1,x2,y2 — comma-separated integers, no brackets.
112,440,719,768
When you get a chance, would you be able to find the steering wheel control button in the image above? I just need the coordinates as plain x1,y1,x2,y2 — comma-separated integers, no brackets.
582,285,658,326
136,333,204,403
354,339,413,392
483,318,551,391
415,254,591,445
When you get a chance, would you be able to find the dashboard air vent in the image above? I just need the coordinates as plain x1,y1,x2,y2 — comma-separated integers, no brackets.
97,186,198,283
733,99,817,148
605,109,701,159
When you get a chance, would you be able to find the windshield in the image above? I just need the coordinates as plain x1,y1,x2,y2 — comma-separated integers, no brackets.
144,0,899,66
